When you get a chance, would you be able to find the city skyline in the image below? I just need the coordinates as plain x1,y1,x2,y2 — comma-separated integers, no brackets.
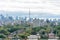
0,11,60,18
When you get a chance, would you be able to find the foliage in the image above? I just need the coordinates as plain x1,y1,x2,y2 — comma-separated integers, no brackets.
0,34,6,38
18,34,27,39
0,22,60,39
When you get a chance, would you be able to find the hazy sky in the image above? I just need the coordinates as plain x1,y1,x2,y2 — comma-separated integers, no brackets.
0,0,60,15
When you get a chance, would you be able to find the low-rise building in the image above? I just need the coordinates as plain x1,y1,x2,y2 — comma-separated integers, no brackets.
27,34,40,40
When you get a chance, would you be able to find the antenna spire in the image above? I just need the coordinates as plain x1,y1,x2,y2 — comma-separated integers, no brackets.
29,8,30,20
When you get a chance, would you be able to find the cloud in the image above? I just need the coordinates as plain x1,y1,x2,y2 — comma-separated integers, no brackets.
0,0,60,15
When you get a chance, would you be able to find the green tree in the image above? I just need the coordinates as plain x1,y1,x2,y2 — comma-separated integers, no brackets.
0,34,6,38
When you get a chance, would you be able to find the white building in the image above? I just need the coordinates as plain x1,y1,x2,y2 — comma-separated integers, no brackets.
27,34,40,40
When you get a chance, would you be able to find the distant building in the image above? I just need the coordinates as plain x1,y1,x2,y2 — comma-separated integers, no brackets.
27,34,40,40
33,18,47,27
48,32,59,40
48,32,55,39
33,18,40,27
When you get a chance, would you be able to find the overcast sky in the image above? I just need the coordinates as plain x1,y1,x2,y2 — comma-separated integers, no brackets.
0,0,60,15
